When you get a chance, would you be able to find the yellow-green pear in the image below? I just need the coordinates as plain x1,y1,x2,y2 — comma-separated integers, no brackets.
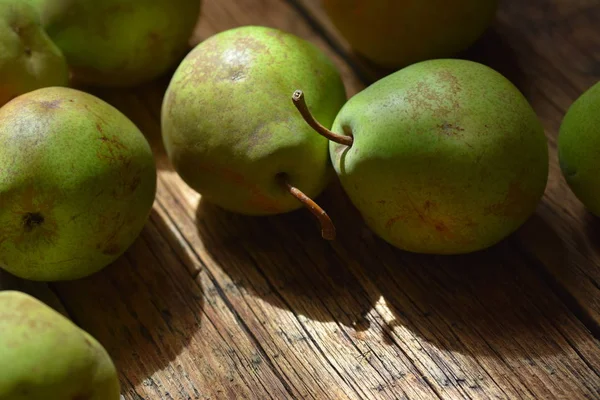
558,81,600,216
295,59,549,253
0,87,157,281
0,290,120,400
321,0,498,68
33,0,201,87
162,26,346,239
0,0,68,106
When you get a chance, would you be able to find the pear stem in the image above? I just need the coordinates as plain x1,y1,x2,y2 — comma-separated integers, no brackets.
292,90,354,147
278,175,336,240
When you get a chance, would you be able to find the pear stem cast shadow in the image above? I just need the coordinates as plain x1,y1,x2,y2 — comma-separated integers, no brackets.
277,173,336,240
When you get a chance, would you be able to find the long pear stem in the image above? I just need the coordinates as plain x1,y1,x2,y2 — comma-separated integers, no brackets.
279,175,336,240
292,90,354,147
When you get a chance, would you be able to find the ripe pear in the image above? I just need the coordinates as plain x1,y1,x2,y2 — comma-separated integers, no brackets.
558,81,600,216
33,0,201,87
0,290,120,400
162,26,346,238
0,87,157,281
0,0,68,106
294,59,548,254
321,0,498,68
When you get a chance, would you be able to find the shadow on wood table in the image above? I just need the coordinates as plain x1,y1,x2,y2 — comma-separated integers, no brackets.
52,207,204,390
196,196,379,327
584,214,600,256
195,179,579,361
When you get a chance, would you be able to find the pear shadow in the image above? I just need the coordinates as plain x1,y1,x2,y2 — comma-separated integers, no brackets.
320,181,572,357
195,193,379,328
0,271,70,318
512,209,600,332
514,210,583,292
347,51,397,84
50,206,203,394
584,212,600,256
457,25,527,93
342,20,526,90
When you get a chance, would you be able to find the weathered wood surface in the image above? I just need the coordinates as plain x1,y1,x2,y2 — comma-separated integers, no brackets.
2,0,600,399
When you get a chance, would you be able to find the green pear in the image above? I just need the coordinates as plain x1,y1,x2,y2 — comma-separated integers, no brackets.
321,0,498,68
294,59,548,254
33,0,201,87
161,26,346,238
0,87,156,281
0,290,120,400
558,81,600,216
0,0,68,106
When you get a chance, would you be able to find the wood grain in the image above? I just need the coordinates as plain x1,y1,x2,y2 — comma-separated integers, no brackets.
1,0,600,399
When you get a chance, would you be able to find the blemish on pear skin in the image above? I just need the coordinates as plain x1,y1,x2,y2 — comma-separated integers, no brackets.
3,186,60,250
434,222,447,232
102,243,120,256
128,173,142,193
96,134,128,164
385,216,402,230
437,70,461,97
265,28,290,48
197,163,281,213
234,36,270,56
439,122,465,136
38,99,62,109
406,69,463,121
147,31,161,52
386,197,475,244
95,214,126,258
484,181,534,219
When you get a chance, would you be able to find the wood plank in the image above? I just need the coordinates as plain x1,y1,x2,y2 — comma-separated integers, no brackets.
157,172,442,400
295,0,600,329
52,207,293,400
159,163,600,399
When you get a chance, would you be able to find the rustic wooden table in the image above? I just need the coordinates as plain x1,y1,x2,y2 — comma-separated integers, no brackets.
2,0,600,399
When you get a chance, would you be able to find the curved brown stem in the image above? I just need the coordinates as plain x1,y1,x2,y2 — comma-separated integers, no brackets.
292,90,353,147
278,175,336,240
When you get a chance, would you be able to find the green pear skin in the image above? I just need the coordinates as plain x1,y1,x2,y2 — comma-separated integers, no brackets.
33,0,200,87
0,87,157,281
558,81,600,216
328,59,548,254
0,0,68,106
321,0,498,68
0,290,120,400
161,26,346,215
